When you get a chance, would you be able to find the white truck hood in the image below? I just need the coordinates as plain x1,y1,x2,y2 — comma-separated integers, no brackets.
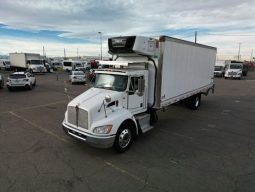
68,87,124,111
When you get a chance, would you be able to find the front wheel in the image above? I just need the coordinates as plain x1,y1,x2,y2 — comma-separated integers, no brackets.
7,86,12,91
114,124,134,153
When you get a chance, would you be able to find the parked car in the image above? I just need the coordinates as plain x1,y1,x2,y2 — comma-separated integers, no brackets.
214,66,224,77
69,71,86,84
6,72,36,91
52,62,63,71
0,74,4,88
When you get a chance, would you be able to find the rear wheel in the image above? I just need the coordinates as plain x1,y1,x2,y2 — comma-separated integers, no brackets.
114,124,134,153
186,94,201,110
148,108,158,125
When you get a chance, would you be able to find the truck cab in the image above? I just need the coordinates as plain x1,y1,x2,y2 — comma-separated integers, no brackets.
27,59,47,73
224,63,243,79
62,63,151,152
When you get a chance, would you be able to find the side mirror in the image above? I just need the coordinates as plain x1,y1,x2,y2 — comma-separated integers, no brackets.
105,95,111,103
137,79,145,96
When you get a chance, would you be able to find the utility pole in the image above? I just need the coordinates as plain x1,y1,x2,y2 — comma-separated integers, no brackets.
43,46,45,56
237,43,241,61
64,48,66,59
77,48,78,59
195,31,197,43
98,32,102,60
250,49,253,63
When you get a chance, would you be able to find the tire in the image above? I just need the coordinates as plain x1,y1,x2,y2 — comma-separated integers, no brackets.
7,86,12,91
26,84,32,90
148,108,158,125
187,94,201,110
114,123,134,153
33,80,36,86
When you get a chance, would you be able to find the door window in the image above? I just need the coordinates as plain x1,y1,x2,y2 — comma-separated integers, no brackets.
129,76,143,95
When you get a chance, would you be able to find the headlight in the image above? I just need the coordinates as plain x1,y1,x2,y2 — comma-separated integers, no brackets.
93,125,112,134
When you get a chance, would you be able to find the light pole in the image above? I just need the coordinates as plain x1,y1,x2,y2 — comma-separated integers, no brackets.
237,43,241,61
98,32,102,60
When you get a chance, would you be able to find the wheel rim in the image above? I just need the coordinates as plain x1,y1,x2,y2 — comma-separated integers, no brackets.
195,96,200,107
118,129,131,148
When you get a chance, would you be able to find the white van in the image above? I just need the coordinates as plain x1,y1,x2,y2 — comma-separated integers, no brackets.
63,60,73,71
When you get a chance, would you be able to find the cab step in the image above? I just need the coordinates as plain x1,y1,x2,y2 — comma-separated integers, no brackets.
135,113,154,133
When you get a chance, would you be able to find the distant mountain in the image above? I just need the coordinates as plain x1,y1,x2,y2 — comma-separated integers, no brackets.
0,55,9,60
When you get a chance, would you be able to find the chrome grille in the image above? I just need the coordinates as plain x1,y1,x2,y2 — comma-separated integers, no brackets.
67,106,88,129
78,109,88,129
229,72,237,75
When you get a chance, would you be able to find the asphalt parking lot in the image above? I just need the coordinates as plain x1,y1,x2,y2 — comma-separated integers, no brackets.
1,71,255,192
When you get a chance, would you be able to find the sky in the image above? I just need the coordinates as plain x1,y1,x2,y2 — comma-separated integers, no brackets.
0,0,254,60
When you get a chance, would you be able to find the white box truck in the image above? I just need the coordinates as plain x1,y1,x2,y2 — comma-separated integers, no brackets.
62,36,217,152
9,53,46,73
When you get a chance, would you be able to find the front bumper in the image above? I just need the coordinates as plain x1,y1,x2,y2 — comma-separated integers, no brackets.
72,78,86,83
6,82,29,87
214,72,223,77
225,74,241,78
31,68,46,73
62,122,115,149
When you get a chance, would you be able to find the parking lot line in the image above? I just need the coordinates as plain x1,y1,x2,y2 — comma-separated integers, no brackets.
9,111,70,144
0,100,67,115
104,161,148,185
159,129,193,140
8,111,147,185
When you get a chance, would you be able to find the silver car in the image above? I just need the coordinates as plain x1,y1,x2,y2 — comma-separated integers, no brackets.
69,71,86,84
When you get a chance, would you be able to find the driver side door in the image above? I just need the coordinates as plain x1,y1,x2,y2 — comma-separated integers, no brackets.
127,76,146,114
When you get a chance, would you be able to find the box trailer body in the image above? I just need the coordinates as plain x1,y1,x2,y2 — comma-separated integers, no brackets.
155,36,216,108
62,35,217,152
9,53,46,73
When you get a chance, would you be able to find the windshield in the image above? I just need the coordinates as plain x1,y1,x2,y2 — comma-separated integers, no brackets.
64,62,72,66
95,73,128,92
214,66,223,71
9,74,26,79
75,63,83,67
230,64,242,69
30,60,42,65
